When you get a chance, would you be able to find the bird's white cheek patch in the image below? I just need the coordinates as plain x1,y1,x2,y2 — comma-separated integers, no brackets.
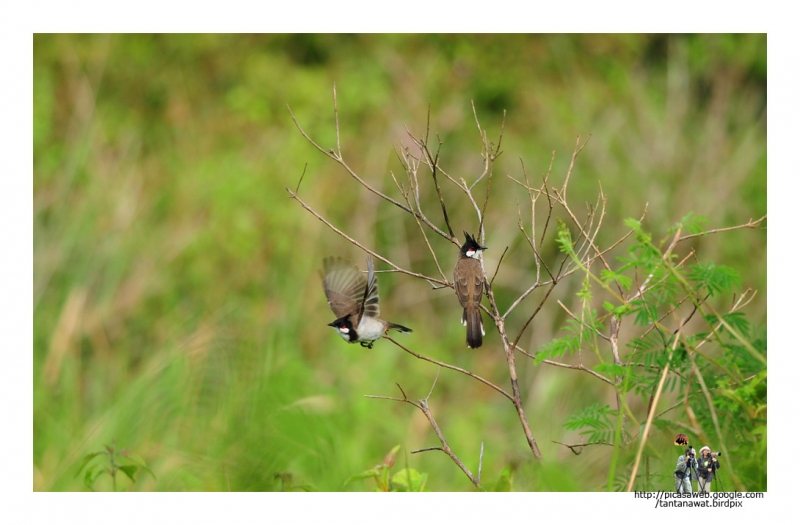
339,326,350,334
466,249,475,257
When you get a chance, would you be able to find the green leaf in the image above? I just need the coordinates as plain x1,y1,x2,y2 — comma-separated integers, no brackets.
492,465,513,492
595,363,626,378
83,465,96,489
84,466,106,490
630,299,659,327
556,220,575,256
341,468,381,489
382,445,401,469
577,274,592,301
117,452,157,480
74,451,104,478
671,212,708,235
119,465,138,483
564,403,616,441
688,262,741,296
600,269,632,291
390,468,428,492
722,312,751,337
603,300,631,317
624,218,642,232
535,333,580,363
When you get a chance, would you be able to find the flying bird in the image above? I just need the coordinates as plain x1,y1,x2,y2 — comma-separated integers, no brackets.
321,255,412,348
453,232,487,348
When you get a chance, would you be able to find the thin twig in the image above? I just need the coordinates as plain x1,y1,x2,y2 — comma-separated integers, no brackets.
287,103,452,241
411,446,444,454
626,318,686,491
366,382,481,487
286,188,449,288
396,167,449,283
332,83,342,157
490,246,509,286
552,440,613,455
514,345,614,386
294,164,308,194
677,215,766,242
423,107,456,240
560,134,591,199
478,442,484,485
385,337,513,402
483,281,543,460
557,300,611,342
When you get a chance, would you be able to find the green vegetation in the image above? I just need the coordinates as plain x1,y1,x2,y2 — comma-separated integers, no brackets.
34,34,766,491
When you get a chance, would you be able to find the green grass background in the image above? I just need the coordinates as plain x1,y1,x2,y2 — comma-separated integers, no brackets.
33,34,766,491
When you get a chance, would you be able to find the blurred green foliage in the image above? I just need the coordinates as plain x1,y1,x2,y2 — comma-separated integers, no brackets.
34,34,765,491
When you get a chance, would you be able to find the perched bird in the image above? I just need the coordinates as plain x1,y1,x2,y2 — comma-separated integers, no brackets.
321,255,412,348
453,231,487,348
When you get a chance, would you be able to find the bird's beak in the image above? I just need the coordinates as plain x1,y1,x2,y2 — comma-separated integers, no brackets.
327,321,337,327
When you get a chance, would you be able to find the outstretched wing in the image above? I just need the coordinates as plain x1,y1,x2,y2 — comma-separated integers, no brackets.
361,256,380,319
321,257,368,322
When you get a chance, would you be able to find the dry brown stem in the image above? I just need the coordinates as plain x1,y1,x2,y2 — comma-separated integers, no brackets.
365,375,482,488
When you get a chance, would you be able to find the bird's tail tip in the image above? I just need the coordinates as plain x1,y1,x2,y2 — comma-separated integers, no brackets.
389,323,412,334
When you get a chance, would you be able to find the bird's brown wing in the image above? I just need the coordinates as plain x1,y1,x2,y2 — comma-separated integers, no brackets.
470,262,484,304
361,256,380,318
322,257,368,323
454,258,483,307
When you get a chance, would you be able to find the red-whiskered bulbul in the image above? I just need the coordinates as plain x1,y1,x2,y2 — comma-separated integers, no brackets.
321,255,412,348
454,231,487,348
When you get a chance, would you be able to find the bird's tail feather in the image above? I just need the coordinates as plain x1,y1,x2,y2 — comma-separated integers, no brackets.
387,322,412,334
464,307,483,348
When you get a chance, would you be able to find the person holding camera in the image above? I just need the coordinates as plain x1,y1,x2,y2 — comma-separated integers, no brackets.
697,446,721,493
674,447,697,493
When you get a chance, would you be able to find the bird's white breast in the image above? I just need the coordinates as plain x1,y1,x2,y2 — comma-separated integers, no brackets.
357,316,386,341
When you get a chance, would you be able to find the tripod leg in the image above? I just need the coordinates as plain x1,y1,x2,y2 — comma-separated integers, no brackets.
698,477,709,494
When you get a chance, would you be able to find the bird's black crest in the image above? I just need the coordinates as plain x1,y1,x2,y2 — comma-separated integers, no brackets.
460,231,486,254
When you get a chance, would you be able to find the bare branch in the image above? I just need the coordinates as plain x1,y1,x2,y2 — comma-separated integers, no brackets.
294,164,308,194
385,336,513,402
678,215,766,242
540,152,556,247
626,318,686,491
478,109,504,234
553,440,614,455
395,167,450,284
511,281,558,350
490,246,509,286
332,83,342,157
557,300,611,342
416,397,481,487
483,283,543,460
515,345,614,386
423,108,456,240
287,103,453,241
411,447,444,454
478,442,484,485
425,367,442,401
367,379,481,488
560,134,592,199
286,187,449,288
